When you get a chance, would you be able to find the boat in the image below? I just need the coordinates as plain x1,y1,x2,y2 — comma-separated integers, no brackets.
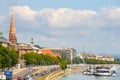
111,70,117,76
94,66,117,76
82,69,94,75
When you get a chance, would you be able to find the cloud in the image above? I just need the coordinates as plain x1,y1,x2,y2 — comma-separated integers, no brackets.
95,7,120,27
12,6,96,28
12,6,120,30
11,6,36,21
47,8,96,28
6,6,120,54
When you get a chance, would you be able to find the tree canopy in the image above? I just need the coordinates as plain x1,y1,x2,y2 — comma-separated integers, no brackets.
0,44,19,70
21,52,61,66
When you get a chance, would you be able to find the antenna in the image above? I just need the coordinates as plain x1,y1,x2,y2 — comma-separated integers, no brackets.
0,24,3,37
83,44,85,53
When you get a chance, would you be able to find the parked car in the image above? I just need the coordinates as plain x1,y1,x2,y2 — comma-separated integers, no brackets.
17,77,22,80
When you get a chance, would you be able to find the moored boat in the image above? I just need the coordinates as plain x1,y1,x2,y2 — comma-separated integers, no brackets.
94,66,117,76
82,69,94,75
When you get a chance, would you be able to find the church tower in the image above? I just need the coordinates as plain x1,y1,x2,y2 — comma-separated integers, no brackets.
9,11,17,44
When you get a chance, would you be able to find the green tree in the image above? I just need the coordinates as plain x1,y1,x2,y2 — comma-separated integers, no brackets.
73,57,83,64
0,44,19,70
60,59,67,73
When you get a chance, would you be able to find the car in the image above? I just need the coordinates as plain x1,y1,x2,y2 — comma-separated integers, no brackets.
17,77,22,80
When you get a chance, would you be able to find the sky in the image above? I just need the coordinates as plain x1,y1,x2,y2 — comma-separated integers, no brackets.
1,0,120,56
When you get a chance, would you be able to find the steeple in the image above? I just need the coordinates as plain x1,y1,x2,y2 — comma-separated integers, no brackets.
9,10,17,44
0,24,3,37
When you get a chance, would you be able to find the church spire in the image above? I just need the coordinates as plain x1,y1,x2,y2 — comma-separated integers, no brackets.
0,24,3,37
9,9,17,44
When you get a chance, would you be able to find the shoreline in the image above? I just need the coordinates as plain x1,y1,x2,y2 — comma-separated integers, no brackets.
35,70,67,80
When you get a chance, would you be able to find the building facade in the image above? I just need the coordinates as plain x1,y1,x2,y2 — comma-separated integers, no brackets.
79,52,115,62
50,47,77,63
16,43,41,57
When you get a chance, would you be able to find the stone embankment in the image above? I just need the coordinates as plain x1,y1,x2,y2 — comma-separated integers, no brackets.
46,70,65,80
35,70,66,80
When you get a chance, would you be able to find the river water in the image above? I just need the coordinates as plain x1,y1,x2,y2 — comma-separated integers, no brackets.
59,69,120,80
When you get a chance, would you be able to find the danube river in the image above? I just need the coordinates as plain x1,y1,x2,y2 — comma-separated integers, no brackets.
59,69,120,80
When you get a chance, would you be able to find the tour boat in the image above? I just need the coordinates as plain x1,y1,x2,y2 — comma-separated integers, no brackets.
94,66,117,76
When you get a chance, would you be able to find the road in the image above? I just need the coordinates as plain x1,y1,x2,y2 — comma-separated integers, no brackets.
12,67,33,80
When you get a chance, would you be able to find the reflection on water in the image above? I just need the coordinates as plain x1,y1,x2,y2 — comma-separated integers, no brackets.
59,69,120,80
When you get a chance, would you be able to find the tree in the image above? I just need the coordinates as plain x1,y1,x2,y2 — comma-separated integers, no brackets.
60,59,67,73
73,57,83,64
0,43,19,70
22,52,62,66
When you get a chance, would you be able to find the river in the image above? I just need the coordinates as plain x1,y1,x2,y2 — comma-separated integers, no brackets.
59,69,120,80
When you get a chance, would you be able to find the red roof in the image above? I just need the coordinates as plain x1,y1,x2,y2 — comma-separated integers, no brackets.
42,49,61,57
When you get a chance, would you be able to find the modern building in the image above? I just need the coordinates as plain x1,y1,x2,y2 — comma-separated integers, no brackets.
50,47,77,63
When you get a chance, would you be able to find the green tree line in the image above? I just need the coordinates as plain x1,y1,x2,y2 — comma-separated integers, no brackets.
0,44,19,70
21,52,62,66
22,52,67,70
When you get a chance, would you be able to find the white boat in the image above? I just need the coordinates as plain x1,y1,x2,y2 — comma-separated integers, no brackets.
82,69,94,75
94,66,117,76
94,68,112,76
111,70,117,76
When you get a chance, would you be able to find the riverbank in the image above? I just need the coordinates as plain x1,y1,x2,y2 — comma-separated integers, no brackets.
35,70,66,80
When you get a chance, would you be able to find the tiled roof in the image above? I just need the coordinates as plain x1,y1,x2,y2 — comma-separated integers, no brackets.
42,49,61,57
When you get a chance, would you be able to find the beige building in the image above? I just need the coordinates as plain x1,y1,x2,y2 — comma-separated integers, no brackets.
16,43,41,57
79,52,114,62
97,56,114,61
80,52,97,59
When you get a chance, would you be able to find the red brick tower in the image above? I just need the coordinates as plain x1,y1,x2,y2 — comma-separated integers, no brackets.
9,13,17,44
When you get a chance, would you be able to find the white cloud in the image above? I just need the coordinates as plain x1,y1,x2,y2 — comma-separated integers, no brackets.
48,8,96,28
5,5,120,54
11,6,36,21
12,6,96,28
96,7,120,27
12,6,120,30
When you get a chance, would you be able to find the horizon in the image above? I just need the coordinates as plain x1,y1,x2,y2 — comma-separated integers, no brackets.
0,0,120,56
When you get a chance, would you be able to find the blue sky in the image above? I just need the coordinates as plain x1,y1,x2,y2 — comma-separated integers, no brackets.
1,0,120,56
